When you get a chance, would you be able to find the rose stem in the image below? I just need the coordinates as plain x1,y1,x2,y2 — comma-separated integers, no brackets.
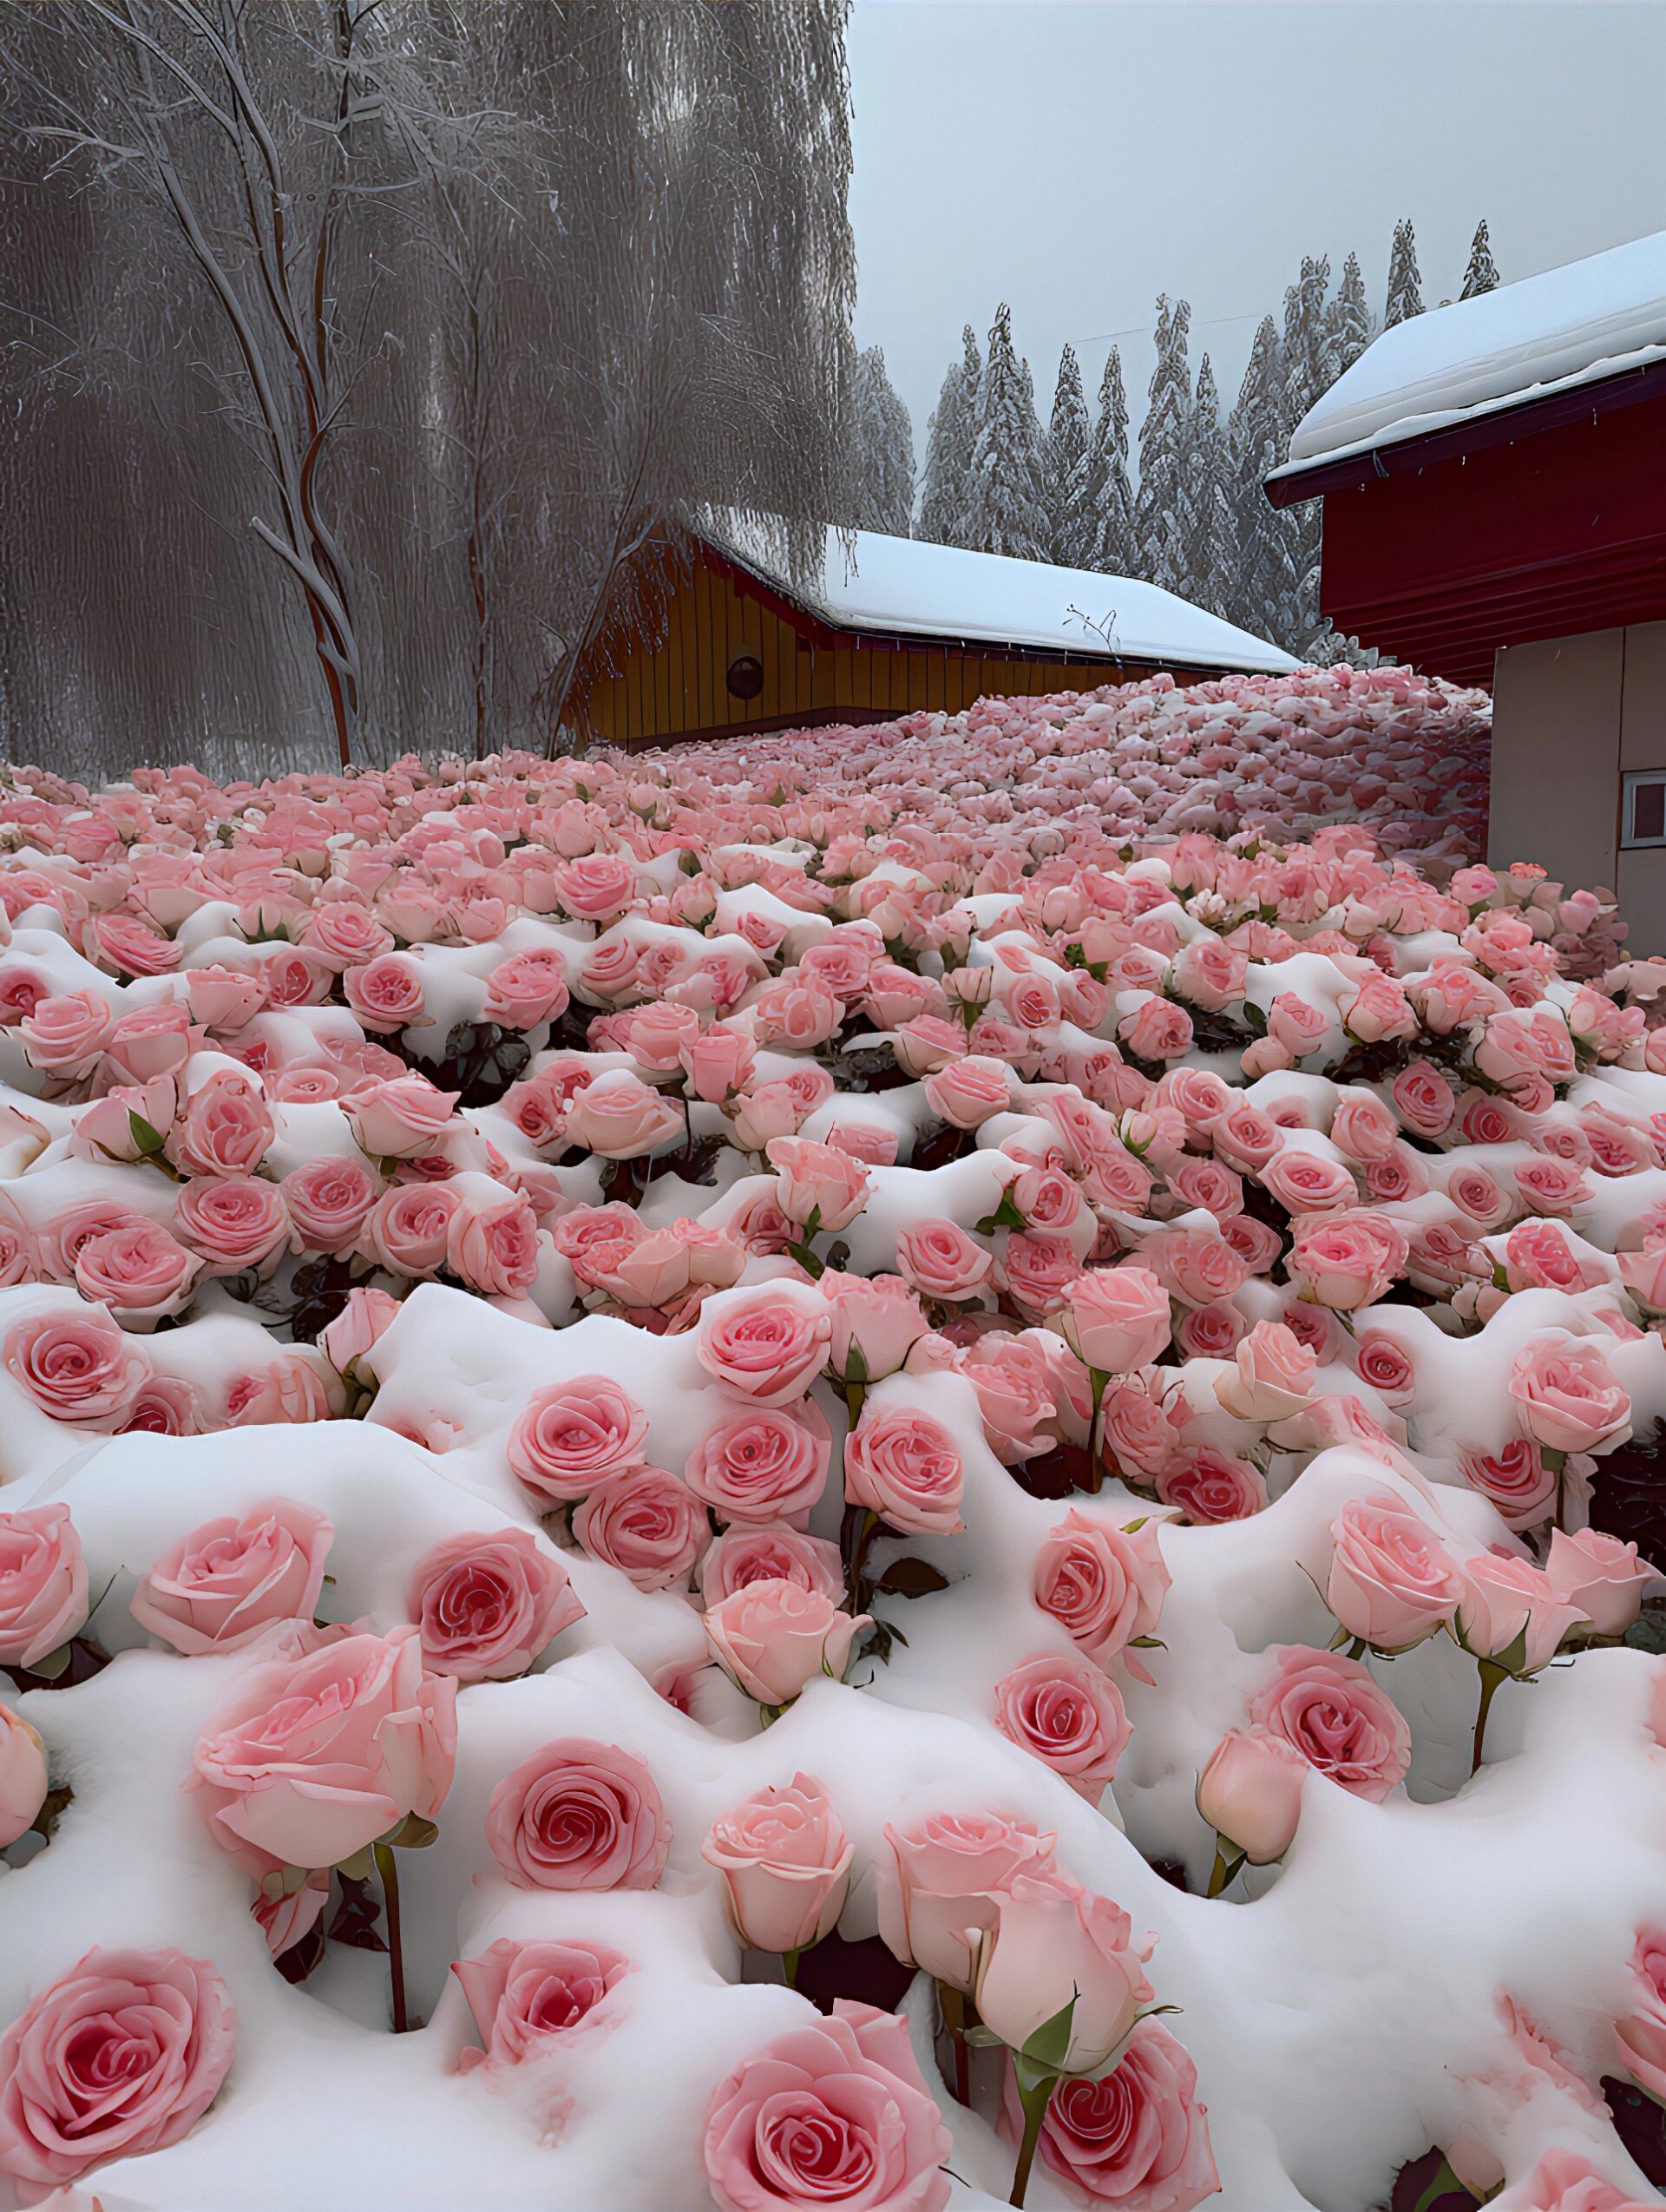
1009,2081,1054,2209
843,1506,878,1612
373,1841,408,2033
938,1982,970,2104
783,1947,800,1989
1471,1658,1508,1777
1206,1845,1231,1899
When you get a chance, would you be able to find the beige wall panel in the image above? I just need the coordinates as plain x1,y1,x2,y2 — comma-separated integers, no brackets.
1489,629,1623,893
1621,620,1666,772
1616,848,1666,960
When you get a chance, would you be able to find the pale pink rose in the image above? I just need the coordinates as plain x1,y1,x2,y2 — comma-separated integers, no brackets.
130,1499,334,1655
1615,1927,1666,2105
564,1070,686,1159
185,964,267,1033
317,1285,401,1374
485,1736,668,1890
1326,1494,1465,1651
994,1652,1131,1799
702,2003,952,2212
893,1014,967,1078
1342,970,1417,1044
1145,1225,1248,1311
1000,1230,1083,1318
1619,1246,1666,1312
102,1001,193,1083
879,1811,1058,1989
0,1947,236,2187
1060,1265,1172,1374
844,1403,965,1535
262,943,335,1008
359,1181,459,1277
171,1069,273,1177
1456,1555,1589,1674
0,1704,48,1848
1021,2018,1220,2212
4,1309,149,1425
1118,994,1194,1062
923,1054,1013,1129
343,952,426,1034
1545,1527,1655,1637
73,1218,200,1319
1197,1727,1306,1862
730,1080,805,1152
679,1024,757,1104
1461,1442,1559,1532
226,1350,344,1426
1215,1319,1316,1421
696,1286,831,1405
508,1375,651,1501
407,1526,585,1681
302,898,395,968
684,1401,831,1525
703,1579,869,1705
1174,1301,1246,1360
1509,1338,1631,1454
1289,1210,1407,1310
750,977,843,1051
191,1625,456,1876
699,1524,844,1606
1210,1099,1283,1174
574,1467,709,1590
1353,1330,1416,1406
342,1074,461,1159
251,1864,328,1960
282,1157,380,1256
1033,1508,1171,1677
1249,1645,1410,1801
482,950,570,1031
1515,1154,1591,1217
1328,1092,1402,1165
766,1134,871,1234
972,1871,1155,2075
1488,2150,1656,2211
119,1373,208,1438
1155,1447,1269,1524
18,991,115,1077
1267,991,1331,1056
73,1082,181,1170
1259,1146,1360,1215
624,1000,703,1074
451,1937,630,2065
1172,936,1248,1012
955,1335,1058,1464
819,1273,930,1383
702,1773,853,1954
445,1185,540,1296
176,1174,292,1275
897,1218,994,1302
1392,1060,1458,1139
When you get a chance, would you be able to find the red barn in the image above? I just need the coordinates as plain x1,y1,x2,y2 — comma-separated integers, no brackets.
1265,230,1666,947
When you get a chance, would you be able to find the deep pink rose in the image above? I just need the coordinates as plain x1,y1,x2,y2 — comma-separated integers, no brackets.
1326,1494,1465,1652
703,2001,952,2212
407,1526,585,1681
1249,1644,1411,1801
131,1498,333,1654
507,1375,651,1501
485,1736,668,1890
702,1773,853,1954
574,1467,709,1590
191,1625,456,1875
1033,1508,1171,1677
696,1286,832,1405
684,1401,831,1525
0,1505,89,1670
451,1937,630,2065
4,1309,149,1425
844,1404,965,1535
0,1947,236,2187
1019,2018,1221,2212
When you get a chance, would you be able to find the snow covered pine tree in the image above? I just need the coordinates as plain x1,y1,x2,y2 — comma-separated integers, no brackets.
843,347,915,536
1044,344,1094,568
1085,345,1135,579
962,303,1048,560
1461,218,1501,299
916,325,981,548
1385,218,1425,326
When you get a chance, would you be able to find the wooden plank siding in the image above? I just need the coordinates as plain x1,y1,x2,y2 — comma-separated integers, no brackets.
570,542,1182,752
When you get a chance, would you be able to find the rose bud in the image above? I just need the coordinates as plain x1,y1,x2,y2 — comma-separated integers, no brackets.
701,1773,853,1956
1059,1265,1171,1375
0,1703,48,1848
703,1579,869,1707
1196,1728,1306,1865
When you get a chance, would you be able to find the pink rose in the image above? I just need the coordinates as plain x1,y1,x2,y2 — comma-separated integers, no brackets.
176,1175,292,1276
0,1704,48,1848
1461,1441,1559,1531
1259,1146,1360,1215
0,1947,236,2187
359,1181,459,1277
1326,1494,1465,1652
342,1074,460,1159
19,990,115,1077
1155,1448,1269,1524
1021,2018,1220,2212
1545,1527,1655,1638
451,1937,630,2065
767,1135,871,1233
972,1871,1155,2075
191,1625,456,1875
696,1286,832,1405
702,2002,952,2212
1033,1508,1171,1677
102,1002,192,1083
171,1070,273,1177
1393,1060,1457,1139
564,1070,686,1159
120,1374,207,1437
445,1185,540,1296
574,1467,709,1590
704,1579,869,1705
923,1054,1013,1129
1119,994,1194,1062
818,1273,929,1382
1197,1727,1306,1862
482,950,570,1031
1060,1265,1171,1374
1145,1226,1248,1311
702,1773,853,1954
185,964,267,1033
1490,2150,1656,2211
1509,1338,1631,1454
700,1525,844,1606
302,899,394,968
1249,1645,1411,1801
554,853,640,920
844,1404,965,1535
282,1157,380,1257
685,1401,831,1525
131,1499,334,1654
994,1652,1131,1799
5,1309,149,1425
508,1375,651,1501
316,1285,401,1375
1455,1555,1589,1674
485,1736,668,1890
226,1350,344,1427
1289,1209,1407,1309
1615,1927,1666,2105
680,1025,757,1104
896,1218,994,1302
407,1526,585,1681
880,1810,1058,1989
73,1218,200,1319
343,952,427,1034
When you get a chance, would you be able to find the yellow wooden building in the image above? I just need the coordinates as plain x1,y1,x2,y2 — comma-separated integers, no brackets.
571,523,1296,752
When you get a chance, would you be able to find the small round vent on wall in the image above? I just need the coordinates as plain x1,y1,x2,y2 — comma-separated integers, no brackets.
725,653,764,702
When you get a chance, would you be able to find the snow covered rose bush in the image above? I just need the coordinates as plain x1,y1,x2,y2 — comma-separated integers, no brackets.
0,681,1662,2210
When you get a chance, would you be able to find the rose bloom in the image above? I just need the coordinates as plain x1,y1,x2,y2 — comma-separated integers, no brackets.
191,1625,456,1876
0,1504,89,1669
344,951,427,1034
4,1309,150,1426
171,1069,274,1177
359,1181,460,1277
482,949,570,1031
1455,1555,1589,1675
74,1218,200,1319
684,1401,831,1525
1616,1928,1666,2106
1017,2018,1220,2212
176,1174,292,1276
704,1579,870,1705
1000,1229,1082,1319
1197,1727,1306,1862
185,963,267,1033
120,1373,207,1438
508,1375,651,1501
226,1349,344,1427
564,1070,686,1159
879,1811,1058,1990
700,1524,844,1606
1508,1337,1631,1455
342,1073,461,1159
702,1772,854,1955
1249,1644,1411,1801
407,1526,585,1682
1155,1448,1269,1525
1260,1146,1360,1215
844,1403,965,1535
819,1272,929,1382
767,1134,871,1233
574,1467,709,1591
1145,1226,1248,1312
1175,1301,1246,1361
1392,1060,1458,1139
896,1218,994,1303
19,989,115,1077
923,1054,1013,1130
0,1947,237,2189
972,1870,1155,2077
1215,1319,1316,1421
485,1736,668,1891
696,1285,832,1405
1461,1441,1559,1532
1060,1264,1172,1374
1033,1508,1171,1677
281,1156,380,1257
1326,1494,1465,1652
1545,1527,1655,1638
702,2003,952,2212
1289,1211,1408,1310
445,1184,540,1296
130,1498,334,1655
0,1703,49,1848
451,1937,630,2067
994,1652,1131,1799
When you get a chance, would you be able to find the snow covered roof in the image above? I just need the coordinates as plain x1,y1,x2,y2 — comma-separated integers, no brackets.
707,521,1299,676
1271,228,1666,483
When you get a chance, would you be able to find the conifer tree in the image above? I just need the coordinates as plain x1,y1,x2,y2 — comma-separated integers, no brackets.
1461,218,1500,299
1133,294,1192,594
1085,345,1135,576
1226,314,1300,642
1385,218,1425,326
1043,343,1093,566
962,302,1048,560
916,325,981,547
843,346,915,536
1180,353,1233,615
1327,251,1374,381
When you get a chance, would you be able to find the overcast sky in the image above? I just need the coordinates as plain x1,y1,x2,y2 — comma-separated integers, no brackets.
847,2,1666,454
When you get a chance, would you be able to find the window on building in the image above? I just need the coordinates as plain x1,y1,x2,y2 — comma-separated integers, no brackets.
1623,771,1666,850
